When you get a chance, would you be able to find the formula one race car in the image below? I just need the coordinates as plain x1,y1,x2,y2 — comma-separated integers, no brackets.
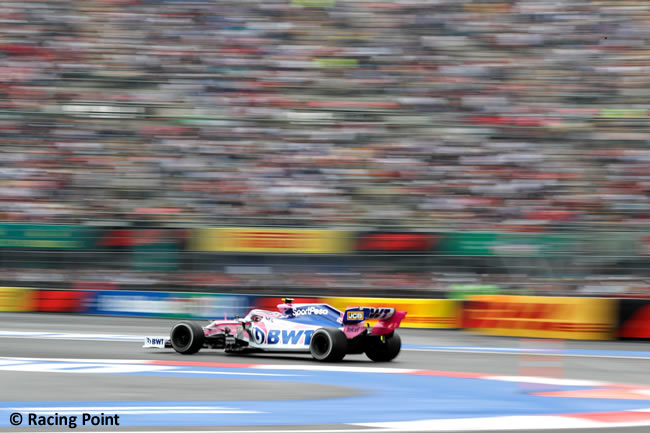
144,299,406,362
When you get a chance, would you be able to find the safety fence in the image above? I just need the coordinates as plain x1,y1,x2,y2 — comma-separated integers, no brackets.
3,286,650,341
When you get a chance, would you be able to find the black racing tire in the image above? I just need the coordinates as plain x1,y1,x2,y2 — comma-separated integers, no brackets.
365,332,401,362
309,327,347,362
170,321,205,355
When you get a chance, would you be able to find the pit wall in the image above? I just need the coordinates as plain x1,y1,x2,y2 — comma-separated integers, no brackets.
2,286,649,340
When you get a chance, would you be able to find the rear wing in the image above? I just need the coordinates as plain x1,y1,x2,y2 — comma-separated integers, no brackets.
342,306,407,335
342,307,396,324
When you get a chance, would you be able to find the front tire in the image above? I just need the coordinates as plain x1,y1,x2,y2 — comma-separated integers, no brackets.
170,322,205,355
365,332,401,362
309,327,347,362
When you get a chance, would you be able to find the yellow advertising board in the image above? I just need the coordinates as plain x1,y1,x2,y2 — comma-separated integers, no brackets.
0,287,34,312
463,295,616,340
191,228,352,254
323,297,460,329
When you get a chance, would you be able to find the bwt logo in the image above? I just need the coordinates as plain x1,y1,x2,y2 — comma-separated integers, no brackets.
146,337,166,345
362,307,395,320
252,328,315,345
253,327,266,344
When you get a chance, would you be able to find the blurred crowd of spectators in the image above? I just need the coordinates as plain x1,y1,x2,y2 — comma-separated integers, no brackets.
1,0,650,231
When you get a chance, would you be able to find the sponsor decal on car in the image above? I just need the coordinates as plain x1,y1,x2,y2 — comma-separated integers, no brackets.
363,307,395,320
146,337,166,346
143,336,169,348
294,306,329,316
347,311,364,321
253,327,266,344
251,327,315,345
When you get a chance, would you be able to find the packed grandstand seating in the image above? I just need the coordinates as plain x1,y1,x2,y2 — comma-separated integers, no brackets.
1,0,649,295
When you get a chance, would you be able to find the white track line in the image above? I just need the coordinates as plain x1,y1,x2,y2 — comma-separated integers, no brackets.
483,376,608,387
6,410,262,415
404,347,650,360
13,424,650,433
6,406,237,411
1,430,381,433
256,364,416,374
173,370,304,377
355,415,650,431
4,330,650,361
0,331,143,341
0,356,149,364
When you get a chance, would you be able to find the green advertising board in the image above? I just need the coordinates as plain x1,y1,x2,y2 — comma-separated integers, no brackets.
447,284,501,300
0,224,98,249
437,232,579,257
292,0,335,6
132,241,180,272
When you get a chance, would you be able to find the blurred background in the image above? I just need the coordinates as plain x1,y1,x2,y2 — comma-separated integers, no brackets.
1,0,650,299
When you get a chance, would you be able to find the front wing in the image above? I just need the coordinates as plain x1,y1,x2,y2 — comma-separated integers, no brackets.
143,336,172,349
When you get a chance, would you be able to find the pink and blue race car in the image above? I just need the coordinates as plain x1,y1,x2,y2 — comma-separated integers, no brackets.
144,298,406,362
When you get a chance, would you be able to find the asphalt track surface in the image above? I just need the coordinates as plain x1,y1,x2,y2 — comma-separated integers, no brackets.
1,313,650,433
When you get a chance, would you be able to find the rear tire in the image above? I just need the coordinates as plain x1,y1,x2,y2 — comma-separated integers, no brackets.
170,322,205,355
365,332,401,362
309,327,347,362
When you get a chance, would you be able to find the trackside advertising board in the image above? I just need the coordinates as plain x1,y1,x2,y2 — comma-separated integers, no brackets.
0,224,98,249
463,295,616,340
34,290,92,313
0,287,34,311
437,232,579,257
323,297,461,329
0,287,629,339
355,232,438,253
86,290,253,319
617,299,650,340
189,228,353,254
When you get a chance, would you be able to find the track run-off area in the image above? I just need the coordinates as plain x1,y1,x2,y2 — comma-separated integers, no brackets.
2,314,650,433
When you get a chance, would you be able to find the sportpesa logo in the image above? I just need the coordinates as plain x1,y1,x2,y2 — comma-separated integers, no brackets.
294,306,329,316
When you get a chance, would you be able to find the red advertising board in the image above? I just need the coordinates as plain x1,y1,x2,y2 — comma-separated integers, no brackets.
34,290,90,313
356,233,437,252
